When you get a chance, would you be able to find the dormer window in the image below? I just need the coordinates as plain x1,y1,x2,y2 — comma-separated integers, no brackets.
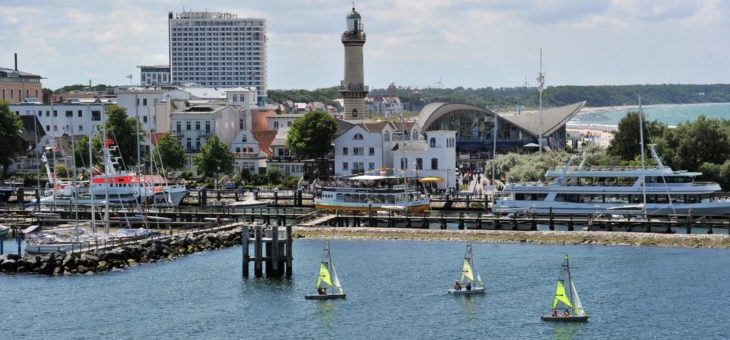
430,137,436,147
353,133,364,140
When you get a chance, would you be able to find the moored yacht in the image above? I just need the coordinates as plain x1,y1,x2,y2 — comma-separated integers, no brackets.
493,146,730,217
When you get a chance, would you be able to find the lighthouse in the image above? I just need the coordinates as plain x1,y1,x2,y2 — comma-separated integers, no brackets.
340,5,368,120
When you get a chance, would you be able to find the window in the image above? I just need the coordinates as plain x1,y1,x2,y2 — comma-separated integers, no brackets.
416,158,423,170
186,138,192,150
195,137,201,149
195,121,200,130
78,110,82,117
369,162,375,170
66,111,73,117
384,131,390,142
242,134,247,142
400,158,408,170
342,147,348,155
186,121,191,130
53,110,57,117
353,147,363,156
431,158,438,170
142,98,148,106
46,111,49,117
92,110,101,121
369,147,375,156
176,122,182,133
430,138,436,147
342,162,348,170
353,133,364,140
205,121,210,133
274,121,279,129
287,121,292,127
78,125,83,131
412,130,418,140
53,125,57,131
37,111,41,117
143,116,148,123
46,125,50,131
240,118,244,129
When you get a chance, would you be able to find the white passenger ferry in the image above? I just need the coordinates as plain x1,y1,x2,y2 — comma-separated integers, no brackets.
493,147,730,217
314,172,430,213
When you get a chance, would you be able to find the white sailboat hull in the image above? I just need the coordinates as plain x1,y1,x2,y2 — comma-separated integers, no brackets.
448,287,485,295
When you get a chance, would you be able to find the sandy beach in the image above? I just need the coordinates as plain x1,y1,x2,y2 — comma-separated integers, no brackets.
293,227,730,249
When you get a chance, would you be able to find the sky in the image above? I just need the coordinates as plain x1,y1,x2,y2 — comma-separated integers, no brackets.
2,0,729,90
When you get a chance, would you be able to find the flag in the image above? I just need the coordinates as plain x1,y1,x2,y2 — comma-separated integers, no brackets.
391,143,399,151
126,74,133,80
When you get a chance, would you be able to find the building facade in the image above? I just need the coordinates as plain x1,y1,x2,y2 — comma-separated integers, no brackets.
1,54,42,104
340,6,368,119
170,103,241,153
391,130,457,189
168,11,267,104
11,100,115,140
138,65,171,86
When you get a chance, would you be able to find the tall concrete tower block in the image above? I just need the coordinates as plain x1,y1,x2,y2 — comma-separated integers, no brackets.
340,6,368,120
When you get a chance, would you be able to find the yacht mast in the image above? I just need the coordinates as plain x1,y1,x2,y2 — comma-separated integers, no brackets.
638,95,648,216
89,130,96,234
537,48,545,155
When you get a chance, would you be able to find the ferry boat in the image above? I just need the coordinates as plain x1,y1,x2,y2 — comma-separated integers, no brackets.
493,146,730,217
314,171,430,213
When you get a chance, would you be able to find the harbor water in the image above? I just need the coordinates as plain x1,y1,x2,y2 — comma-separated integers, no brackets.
1,239,729,338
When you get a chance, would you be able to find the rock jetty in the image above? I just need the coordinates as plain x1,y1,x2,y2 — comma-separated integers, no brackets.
0,228,243,276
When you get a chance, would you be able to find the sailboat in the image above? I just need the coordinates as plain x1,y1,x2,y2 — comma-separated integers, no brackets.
541,255,588,322
448,243,485,295
305,241,346,300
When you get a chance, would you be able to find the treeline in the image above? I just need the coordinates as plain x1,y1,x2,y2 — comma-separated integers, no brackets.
269,84,730,110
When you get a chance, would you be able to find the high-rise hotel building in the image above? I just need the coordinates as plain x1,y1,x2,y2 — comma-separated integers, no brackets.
168,11,267,104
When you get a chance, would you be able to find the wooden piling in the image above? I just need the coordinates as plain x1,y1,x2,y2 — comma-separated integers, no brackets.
254,224,263,277
242,226,250,277
271,225,279,275
285,225,293,278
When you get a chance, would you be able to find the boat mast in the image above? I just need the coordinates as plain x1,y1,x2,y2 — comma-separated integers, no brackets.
33,112,40,211
638,95,648,217
492,109,497,185
103,125,110,237
537,48,545,155
69,116,80,241
89,130,96,234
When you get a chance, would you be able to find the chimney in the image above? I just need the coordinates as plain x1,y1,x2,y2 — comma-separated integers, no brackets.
14,53,18,71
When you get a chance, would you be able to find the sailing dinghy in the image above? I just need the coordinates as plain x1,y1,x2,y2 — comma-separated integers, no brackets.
541,255,589,322
448,243,485,295
305,241,346,300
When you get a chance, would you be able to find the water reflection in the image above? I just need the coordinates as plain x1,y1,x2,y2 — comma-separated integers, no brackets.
315,300,342,328
550,323,584,340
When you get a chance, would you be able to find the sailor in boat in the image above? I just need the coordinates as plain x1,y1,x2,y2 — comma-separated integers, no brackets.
453,280,461,291
318,287,327,295
466,282,472,291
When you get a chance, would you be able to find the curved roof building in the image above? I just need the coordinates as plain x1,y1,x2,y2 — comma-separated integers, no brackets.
416,101,585,168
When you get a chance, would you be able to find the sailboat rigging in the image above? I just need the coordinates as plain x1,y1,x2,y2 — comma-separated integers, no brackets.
448,243,485,295
305,241,346,300
541,255,588,322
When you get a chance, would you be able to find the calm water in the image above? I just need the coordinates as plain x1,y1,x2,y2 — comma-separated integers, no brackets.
1,239,729,339
570,102,730,127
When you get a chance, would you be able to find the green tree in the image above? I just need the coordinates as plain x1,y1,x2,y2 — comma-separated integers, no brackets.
154,134,185,171
194,135,234,177
104,105,145,167
0,101,24,178
266,166,281,184
286,111,337,178
607,111,667,161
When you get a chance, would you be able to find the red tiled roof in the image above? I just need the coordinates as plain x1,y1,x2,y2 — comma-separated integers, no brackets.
252,130,277,157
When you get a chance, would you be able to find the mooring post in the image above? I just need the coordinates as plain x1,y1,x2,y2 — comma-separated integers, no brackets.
568,215,574,231
549,208,555,231
274,191,278,206
254,224,263,278
285,225,293,278
242,226,250,278
458,212,464,230
271,225,280,276
16,231,22,256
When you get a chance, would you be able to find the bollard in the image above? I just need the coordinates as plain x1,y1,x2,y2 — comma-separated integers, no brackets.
242,226,250,277
16,232,22,256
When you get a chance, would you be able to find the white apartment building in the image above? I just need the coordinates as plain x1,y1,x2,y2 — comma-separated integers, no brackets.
392,130,457,189
115,87,191,134
334,121,397,176
170,103,241,153
168,11,267,104
137,65,170,86
11,99,115,140
229,130,266,174
267,113,303,130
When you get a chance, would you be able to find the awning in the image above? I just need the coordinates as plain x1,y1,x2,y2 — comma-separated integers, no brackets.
419,177,444,183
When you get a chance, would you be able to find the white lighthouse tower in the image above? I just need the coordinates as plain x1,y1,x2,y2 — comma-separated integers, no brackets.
340,5,368,120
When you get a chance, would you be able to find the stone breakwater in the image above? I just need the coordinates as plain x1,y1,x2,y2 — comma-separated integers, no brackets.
293,227,730,249
0,229,243,276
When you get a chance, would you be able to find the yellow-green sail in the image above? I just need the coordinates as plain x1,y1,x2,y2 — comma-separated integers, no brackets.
461,259,474,282
316,263,332,288
552,280,573,309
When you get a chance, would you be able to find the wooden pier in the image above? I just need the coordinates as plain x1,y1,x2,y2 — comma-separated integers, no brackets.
242,224,293,278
